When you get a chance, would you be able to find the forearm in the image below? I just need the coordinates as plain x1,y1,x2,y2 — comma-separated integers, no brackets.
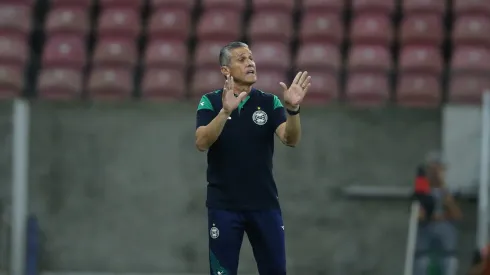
284,113,301,146
195,109,230,151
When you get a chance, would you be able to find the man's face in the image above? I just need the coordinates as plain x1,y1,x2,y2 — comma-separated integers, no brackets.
428,163,446,186
221,47,257,85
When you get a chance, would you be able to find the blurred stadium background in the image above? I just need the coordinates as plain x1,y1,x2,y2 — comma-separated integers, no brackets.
0,0,489,274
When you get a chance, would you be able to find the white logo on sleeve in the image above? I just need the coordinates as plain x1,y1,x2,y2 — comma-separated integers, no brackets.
252,110,268,125
281,226,284,230
210,224,220,239
200,102,205,106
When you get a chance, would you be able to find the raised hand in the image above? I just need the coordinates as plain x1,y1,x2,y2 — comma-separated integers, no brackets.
222,75,247,114
279,71,311,109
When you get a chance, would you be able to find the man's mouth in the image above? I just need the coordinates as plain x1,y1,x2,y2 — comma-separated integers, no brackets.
246,69,255,75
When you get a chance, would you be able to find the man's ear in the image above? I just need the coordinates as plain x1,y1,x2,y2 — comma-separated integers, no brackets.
221,66,229,77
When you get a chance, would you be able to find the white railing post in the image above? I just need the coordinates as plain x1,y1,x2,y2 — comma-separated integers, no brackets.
10,99,30,275
403,201,420,275
477,91,490,249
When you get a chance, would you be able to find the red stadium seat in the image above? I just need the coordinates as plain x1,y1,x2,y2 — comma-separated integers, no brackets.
42,36,86,70
453,0,490,17
0,4,31,39
346,73,390,106
403,0,446,15
147,9,190,41
50,0,92,9
451,47,490,74
191,69,224,98
350,15,392,46
197,11,241,42
45,8,89,38
299,13,343,44
399,46,442,75
201,0,246,12
400,15,443,46
141,69,185,99
302,0,344,13
348,45,391,72
302,71,338,104
396,74,441,107
92,39,137,69
97,9,140,40
144,40,188,70
151,0,195,11
37,69,83,99
87,68,133,99
449,74,490,104
0,66,22,98
295,43,340,72
351,0,395,15
253,70,284,96
98,0,144,9
453,16,490,47
251,42,290,71
194,42,222,69
0,36,28,69
248,12,293,43
252,0,295,14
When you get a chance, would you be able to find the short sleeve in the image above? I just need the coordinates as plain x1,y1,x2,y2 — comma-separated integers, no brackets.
271,95,286,131
196,95,217,129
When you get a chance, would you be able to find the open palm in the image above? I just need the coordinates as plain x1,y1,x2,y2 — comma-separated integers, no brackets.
222,75,247,113
280,71,311,108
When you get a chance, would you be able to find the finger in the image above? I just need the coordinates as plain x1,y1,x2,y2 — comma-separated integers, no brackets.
298,71,308,86
301,76,311,89
292,72,302,85
279,82,288,92
303,83,311,94
229,76,234,92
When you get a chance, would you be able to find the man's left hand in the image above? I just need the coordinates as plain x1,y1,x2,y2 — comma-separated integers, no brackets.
279,71,311,111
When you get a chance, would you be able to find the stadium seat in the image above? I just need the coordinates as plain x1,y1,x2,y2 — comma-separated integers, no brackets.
348,45,392,72
92,39,137,69
400,15,443,46
197,11,242,42
141,69,186,99
97,9,140,40
201,0,246,12
345,73,390,106
295,43,340,72
45,7,89,38
42,36,86,70
251,42,290,71
194,42,222,69
449,74,490,104
253,70,284,96
144,40,188,70
351,0,395,15
0,36,28,69
302,0,344,13
50,0,92,9
98,0,144,9
302,71,339,104
248,12,293,43
453,0,490,17
0,4,31,39
399,46,442,75
402,0,446,15
299,13,343,44
451,47,490,74
396,74,441,107
191,69,224,98
453,16,490,47
87,68,133,99
150,0,195,11
350,14,392,46
147,9,190,41
0,66,23,98
37,69,83,99
252,0,295,14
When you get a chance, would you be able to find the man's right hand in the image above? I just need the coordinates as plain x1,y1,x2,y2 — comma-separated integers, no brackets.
222,75,247,114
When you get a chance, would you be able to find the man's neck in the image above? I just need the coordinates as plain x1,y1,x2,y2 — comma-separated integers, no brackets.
233,83,252,96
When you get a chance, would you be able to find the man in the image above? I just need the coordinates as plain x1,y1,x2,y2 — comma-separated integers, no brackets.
413,151,462,275
469,245,490,275
195,41,311,275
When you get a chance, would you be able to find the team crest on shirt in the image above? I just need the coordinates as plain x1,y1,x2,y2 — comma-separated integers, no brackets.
210,225,220,239
252,109,268,125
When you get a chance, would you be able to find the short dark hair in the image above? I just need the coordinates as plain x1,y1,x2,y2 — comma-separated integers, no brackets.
219,42,249,66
